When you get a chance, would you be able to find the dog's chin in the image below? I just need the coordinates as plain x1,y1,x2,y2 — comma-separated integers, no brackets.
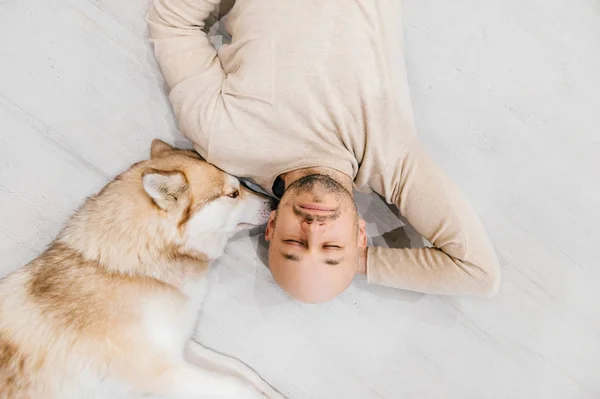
236,222,256,229
234,221,268,236
234,222,261,233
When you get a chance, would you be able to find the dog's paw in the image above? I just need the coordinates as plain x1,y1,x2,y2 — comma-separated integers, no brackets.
238,390,270,399
238,382,274,399
260,387,287,399
236,385,286,399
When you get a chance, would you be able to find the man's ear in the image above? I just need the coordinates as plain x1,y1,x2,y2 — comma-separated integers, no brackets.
150,139,174,159
142,169,188,210
264,211,277,242
357,219,367,248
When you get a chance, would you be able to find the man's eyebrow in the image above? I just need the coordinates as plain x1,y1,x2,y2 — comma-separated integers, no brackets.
279,252,343,265
324,258,344,266
280,252,301,261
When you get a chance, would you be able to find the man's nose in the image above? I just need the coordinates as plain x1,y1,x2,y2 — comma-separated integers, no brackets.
301,219,326,235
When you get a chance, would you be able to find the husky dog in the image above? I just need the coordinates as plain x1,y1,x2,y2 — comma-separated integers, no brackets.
0,139,284,399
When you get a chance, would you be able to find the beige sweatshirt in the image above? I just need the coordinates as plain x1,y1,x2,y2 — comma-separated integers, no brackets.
147,0,501,296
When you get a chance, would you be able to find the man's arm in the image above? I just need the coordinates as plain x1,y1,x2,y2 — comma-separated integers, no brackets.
367,140,501,297
147,0,224,154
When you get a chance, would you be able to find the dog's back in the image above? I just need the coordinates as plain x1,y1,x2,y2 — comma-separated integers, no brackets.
0,271,35,398
0,243,171,398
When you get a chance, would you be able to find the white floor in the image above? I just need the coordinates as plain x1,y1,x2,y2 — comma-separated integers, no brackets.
1,0,599,398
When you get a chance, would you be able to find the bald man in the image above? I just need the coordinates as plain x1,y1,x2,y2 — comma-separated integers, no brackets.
147,0,501,303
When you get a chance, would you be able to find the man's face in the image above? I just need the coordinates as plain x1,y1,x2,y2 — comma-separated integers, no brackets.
265,174,367,303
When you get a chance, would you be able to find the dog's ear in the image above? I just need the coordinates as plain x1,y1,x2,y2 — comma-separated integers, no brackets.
142,169,188,210
150,139,174,159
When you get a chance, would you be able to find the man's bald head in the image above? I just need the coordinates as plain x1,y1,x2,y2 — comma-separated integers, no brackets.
265,174,367,303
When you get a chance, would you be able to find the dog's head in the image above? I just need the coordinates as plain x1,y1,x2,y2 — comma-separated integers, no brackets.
139,139,273,260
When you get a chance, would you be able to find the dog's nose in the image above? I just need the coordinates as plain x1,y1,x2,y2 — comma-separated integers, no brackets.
268,198,279,211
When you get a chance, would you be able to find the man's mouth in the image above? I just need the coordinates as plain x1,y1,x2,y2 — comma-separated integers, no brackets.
298,203,337,213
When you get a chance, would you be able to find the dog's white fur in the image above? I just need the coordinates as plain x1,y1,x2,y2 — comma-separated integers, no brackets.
0,140,284,399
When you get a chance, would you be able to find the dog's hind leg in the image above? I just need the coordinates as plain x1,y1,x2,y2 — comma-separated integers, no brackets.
184,340,286,399
138,361,266,399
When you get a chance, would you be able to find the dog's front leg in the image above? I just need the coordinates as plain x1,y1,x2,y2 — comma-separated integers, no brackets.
185,340,287,399
143,362,267,399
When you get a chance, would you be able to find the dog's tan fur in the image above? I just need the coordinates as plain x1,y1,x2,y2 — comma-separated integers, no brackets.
0,140,283,399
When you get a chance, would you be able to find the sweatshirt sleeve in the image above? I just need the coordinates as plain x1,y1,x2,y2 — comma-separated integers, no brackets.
147,0,225,155
367,140,501,297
